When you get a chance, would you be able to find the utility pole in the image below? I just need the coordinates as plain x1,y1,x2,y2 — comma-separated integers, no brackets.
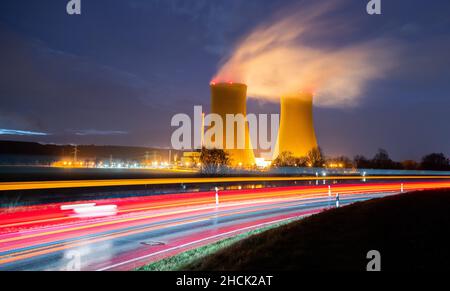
73,145,78,163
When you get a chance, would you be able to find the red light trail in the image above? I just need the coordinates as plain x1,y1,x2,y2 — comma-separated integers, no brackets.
0,179,449,270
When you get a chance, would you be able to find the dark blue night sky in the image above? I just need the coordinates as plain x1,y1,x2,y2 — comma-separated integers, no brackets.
0,0,449,160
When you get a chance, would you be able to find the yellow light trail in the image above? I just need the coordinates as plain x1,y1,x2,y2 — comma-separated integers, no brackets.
1,175,450,191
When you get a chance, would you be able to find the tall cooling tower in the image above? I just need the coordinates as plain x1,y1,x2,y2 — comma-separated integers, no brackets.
209,83,255,166
273,93,318,159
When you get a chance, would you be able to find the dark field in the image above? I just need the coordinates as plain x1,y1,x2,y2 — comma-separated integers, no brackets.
187,189,450,271
0,166,197,182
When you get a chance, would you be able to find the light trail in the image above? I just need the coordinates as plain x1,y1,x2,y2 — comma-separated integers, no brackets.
0,179,449,270
1,175,450,191
0,196,349,267
2,181,450,231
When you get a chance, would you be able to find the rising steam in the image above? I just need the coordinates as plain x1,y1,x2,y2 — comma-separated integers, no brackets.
212,1,398,107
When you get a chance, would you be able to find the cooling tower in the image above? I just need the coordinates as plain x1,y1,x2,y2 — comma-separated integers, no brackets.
273,93,318,159
209,83,255,166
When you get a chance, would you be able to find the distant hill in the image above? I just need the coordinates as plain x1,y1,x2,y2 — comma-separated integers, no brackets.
0,140,180,165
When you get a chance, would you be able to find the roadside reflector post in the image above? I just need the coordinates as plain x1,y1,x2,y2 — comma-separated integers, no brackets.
328,185,331,197
215,187,219,206
336,193,340,208
401,183,404,193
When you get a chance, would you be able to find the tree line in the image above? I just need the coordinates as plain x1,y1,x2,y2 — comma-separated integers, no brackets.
200,147,450,173
274,148,450,171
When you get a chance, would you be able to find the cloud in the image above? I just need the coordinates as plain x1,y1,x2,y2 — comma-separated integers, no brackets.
0,129,49,136
0,24,157,143
69,129,128,136
212,1,400,108
162,0,273,56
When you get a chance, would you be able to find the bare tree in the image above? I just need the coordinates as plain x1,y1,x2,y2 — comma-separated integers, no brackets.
200,147,230,174
307,147,325,168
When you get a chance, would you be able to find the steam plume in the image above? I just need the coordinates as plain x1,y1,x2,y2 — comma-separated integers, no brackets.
212,1,398,107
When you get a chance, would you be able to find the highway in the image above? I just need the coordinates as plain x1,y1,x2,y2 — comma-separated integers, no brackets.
0,179,449,271
1,175,450,191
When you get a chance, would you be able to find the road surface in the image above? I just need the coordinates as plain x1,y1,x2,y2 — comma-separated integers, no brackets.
0,180,449,271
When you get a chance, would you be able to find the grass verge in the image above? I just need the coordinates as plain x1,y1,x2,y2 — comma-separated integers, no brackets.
135,217,303,271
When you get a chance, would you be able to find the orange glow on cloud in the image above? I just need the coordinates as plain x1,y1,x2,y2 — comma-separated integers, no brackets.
213,1,399,107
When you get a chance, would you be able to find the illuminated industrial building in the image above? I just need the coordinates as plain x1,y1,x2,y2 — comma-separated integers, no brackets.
273,92,318,159
209,83,255,166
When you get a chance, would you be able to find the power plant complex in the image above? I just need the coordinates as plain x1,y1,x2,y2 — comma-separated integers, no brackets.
207,83,318,166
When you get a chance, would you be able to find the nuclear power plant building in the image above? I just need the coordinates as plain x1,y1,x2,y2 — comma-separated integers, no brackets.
209,83,255,166
273,92,318,159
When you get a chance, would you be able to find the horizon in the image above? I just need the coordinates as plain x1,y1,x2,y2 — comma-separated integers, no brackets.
0,139,446,163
